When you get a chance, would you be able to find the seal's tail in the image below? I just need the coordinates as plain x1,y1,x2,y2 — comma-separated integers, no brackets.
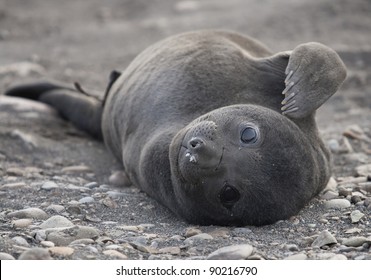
5,81,104,139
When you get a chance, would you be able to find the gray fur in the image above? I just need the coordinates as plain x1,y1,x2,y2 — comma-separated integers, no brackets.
6,30,347,226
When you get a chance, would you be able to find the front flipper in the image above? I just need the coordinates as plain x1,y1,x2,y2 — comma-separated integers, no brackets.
281,42,347,118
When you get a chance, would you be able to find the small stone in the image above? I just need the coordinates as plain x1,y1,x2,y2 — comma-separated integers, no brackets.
46,226,100,246
6,167,25,176
84,182,99,189
356,164,371,177
62,165,91,173
102,197,118,208
329,254,348,260
79,196,95,204
106,191,126,198
109,171,132,187
342,236,371,247
350,195,362,204
312,230,337,248
185,233,213,244
159,246,181,255
66,205,82,215
324,199,351,209
321,190,339,200
103,250,128,259
338,186,352,197
207,244,254,260
185,227,202,237
12,236,30,247
117,225,142,232
324,177,338,192
284,244,299,251
284,253,308,260
350,210,365,223
69,239,95,246
41,181,59,190
0,252,15,260
49,247,74,257
345,228,362,234
0,182,28,189
18,248,52,260
40,241,55,248
40,215,74,229
46,204,65,213
12,218,33,228
208,228,230,238
7,208,48,220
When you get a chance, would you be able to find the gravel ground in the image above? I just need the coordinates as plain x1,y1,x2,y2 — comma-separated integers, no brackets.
0,0,370,260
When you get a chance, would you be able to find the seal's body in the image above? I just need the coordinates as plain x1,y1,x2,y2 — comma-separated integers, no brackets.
6,30,346,225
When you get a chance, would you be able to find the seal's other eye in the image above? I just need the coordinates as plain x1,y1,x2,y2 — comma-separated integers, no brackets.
241,127,258,144
219,185,240,208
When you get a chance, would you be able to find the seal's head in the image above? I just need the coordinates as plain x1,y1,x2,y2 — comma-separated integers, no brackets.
169,104,323,226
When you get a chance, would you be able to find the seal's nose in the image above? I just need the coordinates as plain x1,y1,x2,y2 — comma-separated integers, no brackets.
188,137,205,151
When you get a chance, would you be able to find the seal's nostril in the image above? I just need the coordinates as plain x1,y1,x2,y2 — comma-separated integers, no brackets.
188,137,204,150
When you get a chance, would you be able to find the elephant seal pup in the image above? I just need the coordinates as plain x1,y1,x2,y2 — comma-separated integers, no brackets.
6,30,346,226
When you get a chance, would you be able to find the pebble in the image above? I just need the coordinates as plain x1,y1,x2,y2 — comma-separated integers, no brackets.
350,210,365,223
66,204,82,215
208,228,230,238
46,204,65,213
328,254,348,260
18,248,52,260
40,215,74,229
102,197,118,208
49,247,74,257
356,164,371,177
7,208,48,220
311,230,337,248
12,218,33,228
342,236,371,247
6,167,25,176
284,244,299,251
40,241,55,248
79,196,95,204
69,239,95,246
185,233,213,244
0,252,15,260
184,227,202,237
0,182,28,189
117,225,142,232
46,226,100,246
321,190,339,200
207,244,254,260
109,171,132,187
11,236,30,247
159,246,181,255
345,228,362,234
103,250,128,259
61,165,92,173
106,191,126,198
284,253,308,260
84,182,99,189
324,199,351,209
338,186,352,197
41,181,59,190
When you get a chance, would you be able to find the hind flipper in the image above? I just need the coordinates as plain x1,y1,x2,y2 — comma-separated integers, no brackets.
5,81,103,139
281,43,347,119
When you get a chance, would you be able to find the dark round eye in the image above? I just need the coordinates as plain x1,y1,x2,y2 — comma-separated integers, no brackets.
241,127,258,144
219,185,240,208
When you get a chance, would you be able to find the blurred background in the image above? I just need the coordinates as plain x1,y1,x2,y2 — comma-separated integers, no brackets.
0,0,370,90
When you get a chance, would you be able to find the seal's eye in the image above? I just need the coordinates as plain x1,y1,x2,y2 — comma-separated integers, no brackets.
219,185,240,208
241,127,258,144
